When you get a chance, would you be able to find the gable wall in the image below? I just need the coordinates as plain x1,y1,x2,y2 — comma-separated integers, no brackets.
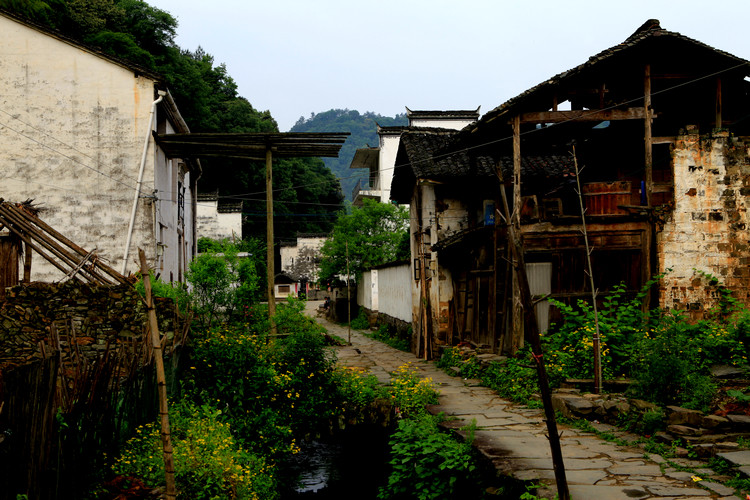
658,132,750,316
0,15,159,281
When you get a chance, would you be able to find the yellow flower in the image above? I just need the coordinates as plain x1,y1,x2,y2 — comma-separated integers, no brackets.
691,475,702,482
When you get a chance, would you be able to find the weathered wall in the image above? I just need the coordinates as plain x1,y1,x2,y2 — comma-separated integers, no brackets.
0,14,188,281
279,235,326,281
196,200,242,242
658,131,750,316
0,282,180,371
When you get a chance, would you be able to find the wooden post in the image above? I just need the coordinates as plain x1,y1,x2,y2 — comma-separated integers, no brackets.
716,77,723,130
496,181,570,500
265,147,277,335
23,241,32,283
511,115,523,354
138,249,176,499
644,64,653,208
572,147,603,394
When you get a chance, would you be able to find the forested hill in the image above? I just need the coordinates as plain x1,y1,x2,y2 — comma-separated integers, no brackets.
291,110,407,201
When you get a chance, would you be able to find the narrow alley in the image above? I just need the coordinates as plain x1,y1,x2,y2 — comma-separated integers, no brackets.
306,300,741,500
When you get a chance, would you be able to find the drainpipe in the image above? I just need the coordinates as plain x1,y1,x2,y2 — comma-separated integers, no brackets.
121,90,166,275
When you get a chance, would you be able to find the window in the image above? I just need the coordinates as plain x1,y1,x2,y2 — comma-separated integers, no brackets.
278,285,290,293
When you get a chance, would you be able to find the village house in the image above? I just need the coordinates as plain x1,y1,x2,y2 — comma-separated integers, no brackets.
391,20,750,357
0,9,199,284
196,191,243,242
277,233,328,298
350,108,479,206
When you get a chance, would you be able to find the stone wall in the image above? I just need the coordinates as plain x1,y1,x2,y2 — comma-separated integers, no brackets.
0,282,181,371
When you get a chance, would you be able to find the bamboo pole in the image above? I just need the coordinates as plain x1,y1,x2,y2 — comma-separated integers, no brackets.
572,146,603,394
138,249,176,499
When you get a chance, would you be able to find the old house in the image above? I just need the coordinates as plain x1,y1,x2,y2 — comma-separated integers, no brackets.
0,9,199,283
391,20,750,356
350,108,479,206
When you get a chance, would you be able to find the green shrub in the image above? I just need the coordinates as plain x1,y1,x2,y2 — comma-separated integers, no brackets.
628,317,716,410
389,363,439,418
112,401,277,500
366,323,411,352
379,414,486,500
481,352,541,407
350,308,370,330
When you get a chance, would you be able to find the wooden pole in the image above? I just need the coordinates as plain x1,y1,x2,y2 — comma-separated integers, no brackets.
496,178,570,500
511,115,523,354
265,148,277,336
138,249,176,499
716,77,723,129
23,241,32,283
346,240,351,345
572,147,603,394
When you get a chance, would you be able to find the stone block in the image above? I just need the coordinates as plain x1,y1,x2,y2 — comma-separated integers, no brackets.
667,406,704,427
667,424,705,437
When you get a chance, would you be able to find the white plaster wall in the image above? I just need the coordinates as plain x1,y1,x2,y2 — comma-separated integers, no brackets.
658,133,750,312
1,15,159,281
377,264,412,322
378,133,401,203
358,270,373,310
197,201,242,242
409,118,475,130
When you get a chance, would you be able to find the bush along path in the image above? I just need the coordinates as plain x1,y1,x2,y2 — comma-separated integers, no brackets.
306,301,743,499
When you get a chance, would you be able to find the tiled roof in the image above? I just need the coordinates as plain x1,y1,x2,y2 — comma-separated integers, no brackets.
406,107,481,119
391,128,575,202
471,20,750,131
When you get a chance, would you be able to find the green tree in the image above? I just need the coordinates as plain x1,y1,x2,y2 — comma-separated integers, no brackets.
319,198,409,282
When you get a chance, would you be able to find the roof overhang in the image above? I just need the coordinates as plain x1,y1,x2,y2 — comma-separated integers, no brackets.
154,132,350,161
350,147,379,173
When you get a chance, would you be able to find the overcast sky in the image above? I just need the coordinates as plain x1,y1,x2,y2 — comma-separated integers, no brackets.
150,0,749,132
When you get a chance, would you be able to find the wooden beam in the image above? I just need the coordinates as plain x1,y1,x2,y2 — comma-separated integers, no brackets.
644,64,653,208
518,107,648,124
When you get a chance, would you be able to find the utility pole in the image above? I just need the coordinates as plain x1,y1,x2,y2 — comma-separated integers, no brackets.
266,147,277,336
344,241,352,345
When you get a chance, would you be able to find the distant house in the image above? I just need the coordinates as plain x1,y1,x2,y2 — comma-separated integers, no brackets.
0,9,199,283
391,20,750,357
196,191,243,242
350,108,479,206
279,233,327,297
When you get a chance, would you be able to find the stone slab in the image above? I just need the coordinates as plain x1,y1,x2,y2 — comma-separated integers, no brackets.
718,450,750,466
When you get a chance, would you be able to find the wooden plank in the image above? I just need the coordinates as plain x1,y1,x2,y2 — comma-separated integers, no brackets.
518,107,647,124
644,64,653,208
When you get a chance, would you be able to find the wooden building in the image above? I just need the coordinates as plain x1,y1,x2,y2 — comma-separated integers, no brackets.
391,20,750,357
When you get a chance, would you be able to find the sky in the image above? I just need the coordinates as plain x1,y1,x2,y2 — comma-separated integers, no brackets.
150,0,750,133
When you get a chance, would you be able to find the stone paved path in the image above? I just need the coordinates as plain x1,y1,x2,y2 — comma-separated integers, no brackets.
306,301,743,499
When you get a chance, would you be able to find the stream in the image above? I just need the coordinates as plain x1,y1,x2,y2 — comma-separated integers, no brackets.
280,424,391,499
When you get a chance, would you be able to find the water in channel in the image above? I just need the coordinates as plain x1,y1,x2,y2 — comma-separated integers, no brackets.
279,424,391,499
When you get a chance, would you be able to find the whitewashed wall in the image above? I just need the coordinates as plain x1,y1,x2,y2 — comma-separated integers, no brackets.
0,14,196,282
197,200,242,242
358,271,373,310
376,263,411,322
